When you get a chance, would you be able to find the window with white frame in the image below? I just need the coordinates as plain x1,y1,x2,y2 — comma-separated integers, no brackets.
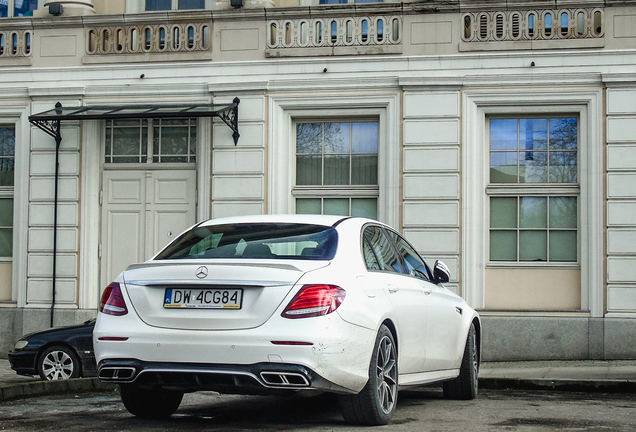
488,116,579,263
0,0,38,17
104,118,197,164
294,120,379,218
0,126,14,260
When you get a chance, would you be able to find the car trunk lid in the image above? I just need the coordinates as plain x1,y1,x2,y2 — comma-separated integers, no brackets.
122,260,328,330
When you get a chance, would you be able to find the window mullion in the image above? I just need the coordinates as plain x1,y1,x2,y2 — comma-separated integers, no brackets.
147,119,154,164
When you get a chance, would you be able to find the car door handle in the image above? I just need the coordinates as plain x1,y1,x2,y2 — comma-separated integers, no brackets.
388,285,399,293
423,287,433,295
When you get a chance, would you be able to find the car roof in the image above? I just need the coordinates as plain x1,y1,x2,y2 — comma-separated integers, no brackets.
196,214,352,228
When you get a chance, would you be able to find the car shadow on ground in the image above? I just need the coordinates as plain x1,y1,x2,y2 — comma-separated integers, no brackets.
115,388,444,430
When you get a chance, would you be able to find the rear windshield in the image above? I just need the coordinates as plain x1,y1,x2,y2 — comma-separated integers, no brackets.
154,223,338,260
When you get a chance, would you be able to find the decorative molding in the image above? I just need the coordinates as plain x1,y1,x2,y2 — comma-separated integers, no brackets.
266,15,402,57
0,29,32,58
460,7,604,51
462,8,604,42
85,22,211,55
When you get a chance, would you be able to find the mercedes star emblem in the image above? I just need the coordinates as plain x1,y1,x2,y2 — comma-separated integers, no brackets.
195,266,208,279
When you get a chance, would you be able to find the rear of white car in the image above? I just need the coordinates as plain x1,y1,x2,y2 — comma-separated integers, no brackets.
94,214,480,425
95,216,378,392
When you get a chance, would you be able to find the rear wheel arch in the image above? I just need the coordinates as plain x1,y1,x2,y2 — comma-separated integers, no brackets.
380,319,398,354
338,323,398,425
471,317,482,366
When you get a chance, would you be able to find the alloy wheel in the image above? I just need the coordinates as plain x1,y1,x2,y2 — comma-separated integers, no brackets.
375,335,397,414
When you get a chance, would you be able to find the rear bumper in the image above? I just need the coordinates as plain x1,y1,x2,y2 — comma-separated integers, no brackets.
94,311,377,393
98,359,355,395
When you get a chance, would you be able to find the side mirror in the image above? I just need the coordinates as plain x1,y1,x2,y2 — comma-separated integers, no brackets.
433,260,450,284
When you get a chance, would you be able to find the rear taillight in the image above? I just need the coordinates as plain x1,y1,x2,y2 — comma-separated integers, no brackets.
281,284,346,319
99,282,128,316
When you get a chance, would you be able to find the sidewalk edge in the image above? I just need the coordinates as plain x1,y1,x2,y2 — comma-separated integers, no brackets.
0,378,117,402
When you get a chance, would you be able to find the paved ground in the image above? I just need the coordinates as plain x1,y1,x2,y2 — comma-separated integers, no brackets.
1,358,636,402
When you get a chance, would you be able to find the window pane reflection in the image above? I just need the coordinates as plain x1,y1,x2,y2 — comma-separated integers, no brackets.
520,197,547,228
352,122,378,153
549,231,577,261
14,0,38,16
296,121,378,186
324,198,349,216
490,196,577,262
351,198,377,218
490,119,517,150
490,117,577,184
146,0,172,10
520,151,547,183
549,197,577,228
490,231,517,261
324,155,349,185
490,197,517,229
0,128,15,187
520,118,547,150
519,230,547,261
178,0,205,9
324,123,350,153
490,152,517,183
296,198,321,215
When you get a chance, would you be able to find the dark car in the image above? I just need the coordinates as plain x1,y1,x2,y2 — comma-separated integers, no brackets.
8,319,96,381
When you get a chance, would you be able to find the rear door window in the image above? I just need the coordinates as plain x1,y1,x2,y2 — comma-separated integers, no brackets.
362,226,403,273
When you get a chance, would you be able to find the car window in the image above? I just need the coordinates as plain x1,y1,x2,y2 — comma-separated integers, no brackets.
387,231,431,281
155,223,338,260
363,226,403,273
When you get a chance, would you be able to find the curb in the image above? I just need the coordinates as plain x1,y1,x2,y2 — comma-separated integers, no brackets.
479,377,636,393
2,377,635,402
0,378,117,402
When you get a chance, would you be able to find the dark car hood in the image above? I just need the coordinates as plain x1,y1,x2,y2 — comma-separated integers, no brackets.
19,319,96,341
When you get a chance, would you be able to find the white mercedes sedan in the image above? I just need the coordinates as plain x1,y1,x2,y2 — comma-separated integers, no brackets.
94,214,480,425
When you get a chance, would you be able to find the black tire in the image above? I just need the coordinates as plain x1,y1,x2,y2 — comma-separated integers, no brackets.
37,345,81,381
119,384,183,418
443,323,478,400
338,324,398,425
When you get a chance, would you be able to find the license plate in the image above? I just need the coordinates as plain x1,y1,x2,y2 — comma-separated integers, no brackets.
164,288,243,309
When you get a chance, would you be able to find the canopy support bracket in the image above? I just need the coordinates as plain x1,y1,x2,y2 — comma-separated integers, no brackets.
218,97,240,145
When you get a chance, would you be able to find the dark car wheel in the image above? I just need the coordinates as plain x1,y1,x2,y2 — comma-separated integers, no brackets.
443,323,478,400
38,345,81,381
338,324,398,425
120,384,184,418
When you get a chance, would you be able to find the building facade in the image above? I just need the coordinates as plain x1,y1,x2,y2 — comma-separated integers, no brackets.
1,0,635,360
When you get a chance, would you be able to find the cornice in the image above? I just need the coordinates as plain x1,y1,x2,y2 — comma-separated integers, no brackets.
28,86,87,99
266,76,401,92
462,72,603,87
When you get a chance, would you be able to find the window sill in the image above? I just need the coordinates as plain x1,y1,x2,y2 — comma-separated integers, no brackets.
486,262,580,269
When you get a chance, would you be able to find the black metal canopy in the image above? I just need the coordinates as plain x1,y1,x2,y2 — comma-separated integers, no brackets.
29,97,240,145
28,98,239,326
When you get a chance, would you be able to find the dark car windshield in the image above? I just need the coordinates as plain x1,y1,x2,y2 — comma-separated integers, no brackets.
154,223,338,260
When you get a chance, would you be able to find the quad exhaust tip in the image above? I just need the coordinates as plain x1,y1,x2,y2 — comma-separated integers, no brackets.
260,371,310,387
98,367,136,381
